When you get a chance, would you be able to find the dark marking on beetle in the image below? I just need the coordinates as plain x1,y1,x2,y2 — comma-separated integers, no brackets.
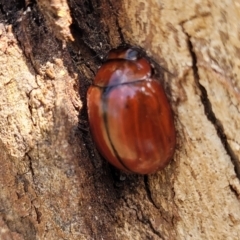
124,103,130,109
101,86,133,172
92,79,150,88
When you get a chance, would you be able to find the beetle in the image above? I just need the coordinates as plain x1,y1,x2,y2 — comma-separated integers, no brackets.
87,47,176,174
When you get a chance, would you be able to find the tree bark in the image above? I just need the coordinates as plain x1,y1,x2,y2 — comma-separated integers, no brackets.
0,0,240,239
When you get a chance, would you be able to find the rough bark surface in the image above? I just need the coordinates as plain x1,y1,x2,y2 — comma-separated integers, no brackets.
0,0,240,239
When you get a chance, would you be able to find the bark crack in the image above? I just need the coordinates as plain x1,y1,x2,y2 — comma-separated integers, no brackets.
124,196,165,239
34,206,42,224
142,217,165,240
183,29,240,179
26,152,35,177
144,175,160,209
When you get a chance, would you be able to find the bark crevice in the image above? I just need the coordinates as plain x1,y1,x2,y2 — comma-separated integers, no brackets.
183,29,240,179
144,175,160,209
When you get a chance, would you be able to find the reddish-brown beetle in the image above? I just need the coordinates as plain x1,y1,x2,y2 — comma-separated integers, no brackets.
87,47,176,174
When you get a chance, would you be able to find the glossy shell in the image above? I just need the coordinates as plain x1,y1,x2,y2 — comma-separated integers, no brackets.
87,48,176,174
